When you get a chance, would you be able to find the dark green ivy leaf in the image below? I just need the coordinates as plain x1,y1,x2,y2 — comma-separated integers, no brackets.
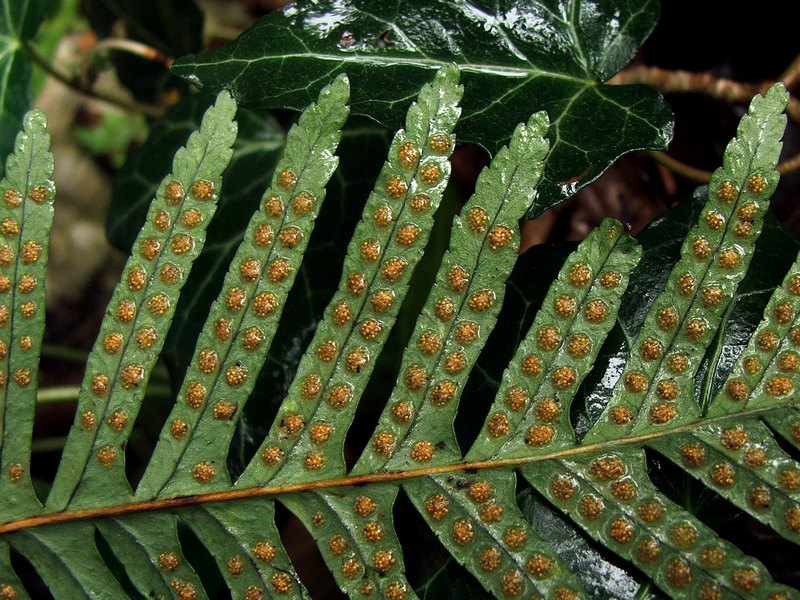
171,0,674,215
0,0,49,178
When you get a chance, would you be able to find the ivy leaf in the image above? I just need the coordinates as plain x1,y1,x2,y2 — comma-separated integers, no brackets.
0,0,48,177
170,0,673,214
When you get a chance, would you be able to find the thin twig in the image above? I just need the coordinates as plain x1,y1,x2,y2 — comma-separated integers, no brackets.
610,65,760,102
778,152,800,175
610,65,800,123
24,41,164,118
648,151,712,183
780,54,800,89
613,65,800,178
92,38,174,68
37,386,81,403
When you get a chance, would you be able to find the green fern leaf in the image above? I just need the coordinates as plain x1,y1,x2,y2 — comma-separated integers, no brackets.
467,218,641,460
0,109,54,520
12,523,127,598
96,513,207,599
238,64,463,487
586,83,789,442
524,448,793,598
136,74,351,500
282,485,407,598
1,69,799,600
356,109,551,474
46,90,238,512
765,406,800,451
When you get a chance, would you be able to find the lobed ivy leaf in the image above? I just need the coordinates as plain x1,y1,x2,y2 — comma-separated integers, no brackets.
170,0,674,214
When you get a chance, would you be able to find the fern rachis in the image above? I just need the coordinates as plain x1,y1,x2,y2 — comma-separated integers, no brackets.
0,68,797,600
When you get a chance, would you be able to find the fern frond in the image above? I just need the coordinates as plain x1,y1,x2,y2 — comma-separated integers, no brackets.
356,109,551,474
12,523,127,598
0,109,54,520
586,83,789,442
95,513,206,599
238,64,463,487
706,245,800,419
765,406,800,451
395,218,640,598
136,75,351,500
524,448,794,598
282,485,407,598
0,71,798,600
467,218,641,460
46,90,238,511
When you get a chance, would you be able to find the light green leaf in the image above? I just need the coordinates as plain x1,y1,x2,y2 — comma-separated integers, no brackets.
136,75,350,500
46,91,238,511
0,108,54,520
585,83,789,442
356,109,550,474
238,64,463,488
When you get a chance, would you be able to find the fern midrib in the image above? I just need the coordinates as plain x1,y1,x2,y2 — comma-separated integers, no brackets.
3,400,792,535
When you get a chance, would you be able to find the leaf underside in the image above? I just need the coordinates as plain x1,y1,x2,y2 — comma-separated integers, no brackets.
0,70,797,600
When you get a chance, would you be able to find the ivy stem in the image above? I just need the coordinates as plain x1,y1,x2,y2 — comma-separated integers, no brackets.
31,436,69,454
647,151,711,183
609,65,800,122
41,343,88,363
23,41,164,118
36,382,173,404
611,64,800,177
91,39,174,68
